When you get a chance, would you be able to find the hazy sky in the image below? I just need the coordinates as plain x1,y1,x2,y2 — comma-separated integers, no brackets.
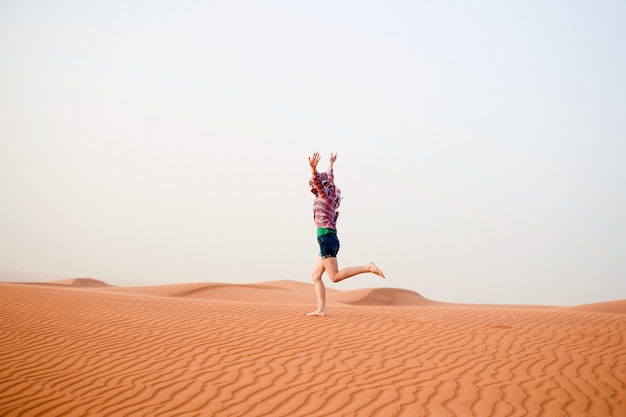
1,1,625,306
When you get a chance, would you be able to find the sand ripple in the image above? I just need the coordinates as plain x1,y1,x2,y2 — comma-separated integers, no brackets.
1,283,625,416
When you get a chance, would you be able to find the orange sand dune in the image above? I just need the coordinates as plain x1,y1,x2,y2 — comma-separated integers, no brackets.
102,281,432,307
1,281,625,417
52,277,112,287
102,280,340,305
329,287,436,306
562,299,626,316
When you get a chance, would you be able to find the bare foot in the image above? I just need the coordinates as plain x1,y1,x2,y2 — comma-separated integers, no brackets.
368,262,385,279
305,310,326,317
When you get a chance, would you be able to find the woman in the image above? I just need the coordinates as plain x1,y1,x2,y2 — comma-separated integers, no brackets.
306,152,385,317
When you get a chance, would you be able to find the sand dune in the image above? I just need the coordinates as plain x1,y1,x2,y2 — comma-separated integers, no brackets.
563,299,626,316
102,280,340,305
102,281,432,307
52,277,112,287
329,287,435,306
1,280,624,417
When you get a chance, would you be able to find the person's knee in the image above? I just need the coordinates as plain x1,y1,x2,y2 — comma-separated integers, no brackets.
311,272,323,284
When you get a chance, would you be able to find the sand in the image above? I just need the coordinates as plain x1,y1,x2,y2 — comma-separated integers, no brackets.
1,279,625,417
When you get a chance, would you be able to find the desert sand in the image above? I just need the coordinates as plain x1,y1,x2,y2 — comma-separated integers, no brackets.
1,278,625,417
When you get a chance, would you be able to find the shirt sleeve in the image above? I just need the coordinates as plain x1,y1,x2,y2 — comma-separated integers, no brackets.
312,173,327,197
327,168,334,186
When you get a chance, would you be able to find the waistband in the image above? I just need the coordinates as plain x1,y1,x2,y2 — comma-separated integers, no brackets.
317,227,337,237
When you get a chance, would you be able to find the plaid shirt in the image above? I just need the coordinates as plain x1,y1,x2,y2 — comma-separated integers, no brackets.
311,169,342,230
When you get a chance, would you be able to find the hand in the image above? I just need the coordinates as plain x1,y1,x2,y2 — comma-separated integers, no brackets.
309,152,321,170
330,153,337,164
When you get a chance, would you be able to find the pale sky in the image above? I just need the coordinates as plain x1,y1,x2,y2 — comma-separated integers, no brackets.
1,0,625,306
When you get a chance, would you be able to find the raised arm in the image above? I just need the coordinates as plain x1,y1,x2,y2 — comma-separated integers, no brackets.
329,153,337,171
309,152,321,176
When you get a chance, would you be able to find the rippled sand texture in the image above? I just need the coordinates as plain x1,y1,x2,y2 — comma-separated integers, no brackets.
1,281,625,417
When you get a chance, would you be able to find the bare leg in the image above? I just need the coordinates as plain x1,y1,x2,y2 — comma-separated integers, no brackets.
323,258,385,283
306,257,327,316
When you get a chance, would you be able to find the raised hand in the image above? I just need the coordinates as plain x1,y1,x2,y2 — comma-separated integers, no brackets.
309,152,321,170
